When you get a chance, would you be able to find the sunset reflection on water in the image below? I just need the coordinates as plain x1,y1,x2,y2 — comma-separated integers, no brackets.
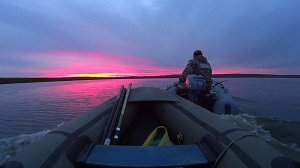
0,78,176,138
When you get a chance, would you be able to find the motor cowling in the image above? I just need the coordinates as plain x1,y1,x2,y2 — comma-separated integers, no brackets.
186,75,207,92
185,75,207,104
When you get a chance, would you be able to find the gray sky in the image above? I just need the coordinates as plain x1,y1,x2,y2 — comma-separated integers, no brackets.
0,0,300,77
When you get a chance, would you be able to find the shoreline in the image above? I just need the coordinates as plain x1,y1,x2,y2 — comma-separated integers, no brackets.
1,74,299,84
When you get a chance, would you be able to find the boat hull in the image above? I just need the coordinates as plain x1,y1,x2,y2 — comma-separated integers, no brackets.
2,87,296,168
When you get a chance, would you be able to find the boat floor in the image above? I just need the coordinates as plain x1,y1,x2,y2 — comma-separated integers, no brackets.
119,106,165,146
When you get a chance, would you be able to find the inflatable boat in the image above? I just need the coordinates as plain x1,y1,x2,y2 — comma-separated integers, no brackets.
167,75,239,115
1,85,297,168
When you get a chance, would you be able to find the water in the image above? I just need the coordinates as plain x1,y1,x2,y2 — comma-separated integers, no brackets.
222,78,300,121
0,78,299,163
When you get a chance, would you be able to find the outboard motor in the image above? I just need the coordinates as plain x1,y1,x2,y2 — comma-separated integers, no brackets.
186,75,207,103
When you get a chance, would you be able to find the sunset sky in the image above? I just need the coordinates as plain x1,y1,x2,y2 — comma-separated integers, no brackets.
1,0,300,77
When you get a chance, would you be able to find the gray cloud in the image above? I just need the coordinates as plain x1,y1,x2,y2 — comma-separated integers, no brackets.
0,0,300,76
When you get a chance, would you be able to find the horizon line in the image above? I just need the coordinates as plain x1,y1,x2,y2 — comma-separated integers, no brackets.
1,73,300,79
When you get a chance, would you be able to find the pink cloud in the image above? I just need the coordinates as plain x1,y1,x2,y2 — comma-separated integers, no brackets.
23,51,181,77
10,51,281,77
29,51,153,65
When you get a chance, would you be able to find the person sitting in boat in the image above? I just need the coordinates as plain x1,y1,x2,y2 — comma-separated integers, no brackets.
177,50,213,93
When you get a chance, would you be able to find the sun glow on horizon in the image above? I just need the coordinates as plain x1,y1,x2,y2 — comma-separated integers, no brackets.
13,51,283,78
68,68,280,78
70,73,135,77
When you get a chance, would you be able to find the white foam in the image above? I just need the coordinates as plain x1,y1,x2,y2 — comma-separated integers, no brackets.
221,114,300,161
57,122,64,127
0,130,51,164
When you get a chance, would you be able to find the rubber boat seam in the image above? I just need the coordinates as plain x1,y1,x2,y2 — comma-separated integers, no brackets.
40,107,112,168
172,103,262,168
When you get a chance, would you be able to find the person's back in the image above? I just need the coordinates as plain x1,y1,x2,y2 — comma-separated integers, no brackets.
179,50,213,92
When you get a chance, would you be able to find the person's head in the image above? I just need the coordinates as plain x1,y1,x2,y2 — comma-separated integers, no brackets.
193,50,203,59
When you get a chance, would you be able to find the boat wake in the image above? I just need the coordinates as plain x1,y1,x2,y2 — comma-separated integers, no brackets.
221,114,300,162
0,130,51,164
0,122,64,164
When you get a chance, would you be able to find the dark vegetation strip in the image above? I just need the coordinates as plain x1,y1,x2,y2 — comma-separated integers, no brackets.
1,74,299,84
0,75,179,84
212,74,300,78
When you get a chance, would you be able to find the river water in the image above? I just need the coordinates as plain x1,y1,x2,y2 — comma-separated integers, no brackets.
0,78,299,163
